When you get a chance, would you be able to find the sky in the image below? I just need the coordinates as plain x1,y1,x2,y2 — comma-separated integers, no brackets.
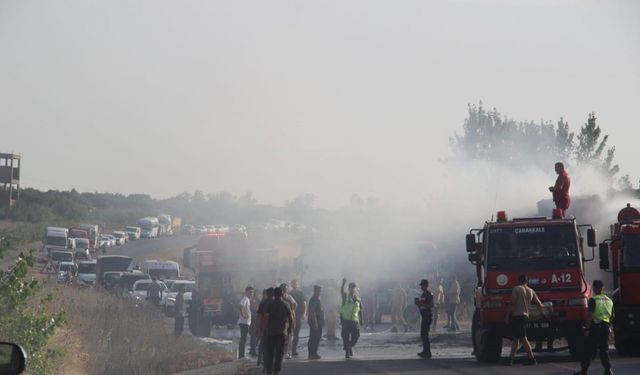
1,0,639,208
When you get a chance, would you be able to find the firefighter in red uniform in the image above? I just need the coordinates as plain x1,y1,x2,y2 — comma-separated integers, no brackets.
549,162,571,216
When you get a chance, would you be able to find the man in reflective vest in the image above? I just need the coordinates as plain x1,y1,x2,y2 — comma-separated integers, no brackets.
340,277,363,359
575,280,614,375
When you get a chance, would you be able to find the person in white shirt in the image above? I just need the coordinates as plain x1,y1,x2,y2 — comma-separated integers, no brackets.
238,286,254,359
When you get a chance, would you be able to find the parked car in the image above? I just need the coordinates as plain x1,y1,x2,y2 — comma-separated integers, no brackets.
115,272,151,297
99,235,113,247
51,250,74,264
74,248,91,261
130,279,168,302
103,271,122,290
57,261,77,284
112,231,127,245
125,226,141,241
163,280,195,315
74,238,91,252
76,260,97,286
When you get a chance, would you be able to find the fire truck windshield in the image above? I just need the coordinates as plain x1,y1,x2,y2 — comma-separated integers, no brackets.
487,225,579,271
622,235,640,270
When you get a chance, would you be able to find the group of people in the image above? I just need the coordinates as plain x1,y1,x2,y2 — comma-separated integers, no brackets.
504,274,614,375
235,280,319,375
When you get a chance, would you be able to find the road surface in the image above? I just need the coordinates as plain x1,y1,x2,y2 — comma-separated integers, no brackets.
113,236,640,375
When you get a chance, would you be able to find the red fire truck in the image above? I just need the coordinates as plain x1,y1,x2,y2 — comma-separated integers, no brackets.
598,203,640,355
466,209,597,362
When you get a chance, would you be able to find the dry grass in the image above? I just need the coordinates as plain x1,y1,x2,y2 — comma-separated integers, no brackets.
48,285,231,375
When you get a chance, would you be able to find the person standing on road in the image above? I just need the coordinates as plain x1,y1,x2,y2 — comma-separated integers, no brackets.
505,274,545,366
362,287,379,332
257,288,274,367
174,285,186,337
148,277,162,306
432,278,445,332
340,278,363,359
575,280,614,375
446,276,461,332
263,287,293,375
390,285,409,333
249,288,262,357
416,279,434,358
279,283,298,359
237,286,254,359
289,279,307,357
549,161,571,217
307,285,324,360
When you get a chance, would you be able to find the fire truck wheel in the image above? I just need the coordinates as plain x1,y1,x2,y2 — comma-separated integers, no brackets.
568,335,584,360
614,337,634,356
472,311,502,363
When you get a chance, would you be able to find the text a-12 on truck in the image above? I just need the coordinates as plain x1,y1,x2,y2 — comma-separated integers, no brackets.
466,208,597,363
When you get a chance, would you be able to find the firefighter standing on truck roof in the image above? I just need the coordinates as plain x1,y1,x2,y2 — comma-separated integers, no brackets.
549,162,571,216
574,280,614,375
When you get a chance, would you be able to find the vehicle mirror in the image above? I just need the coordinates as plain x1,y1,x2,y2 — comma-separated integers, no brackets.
587,229,597,247
599,243,610,270
466,234,476,253
468,253,478,263
0,342,27,375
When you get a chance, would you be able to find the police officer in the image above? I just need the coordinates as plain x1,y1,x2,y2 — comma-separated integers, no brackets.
415,279,434,359
575,280,614,375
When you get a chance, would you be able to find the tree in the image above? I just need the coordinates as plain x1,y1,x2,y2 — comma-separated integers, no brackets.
450,102,575,170
575,113,619,177
0,237,65,375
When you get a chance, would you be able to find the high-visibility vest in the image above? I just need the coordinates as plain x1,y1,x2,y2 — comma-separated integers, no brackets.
592,294,613,324
340,297,361,322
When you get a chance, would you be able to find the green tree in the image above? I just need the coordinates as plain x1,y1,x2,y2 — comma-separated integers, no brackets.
0,237,65,375
575,112,619,177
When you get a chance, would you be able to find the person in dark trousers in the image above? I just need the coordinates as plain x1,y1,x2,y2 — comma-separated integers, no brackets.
575,280,614,375
237,286,254,359
249,288,262,357
147,277,162,306
416,279,434,358
340,277,363,359
307,285,324,360
505,274,544,366
263,287,293,375
549,162,571,217
174,285,186,337
289,279,307,357
256,288,274,367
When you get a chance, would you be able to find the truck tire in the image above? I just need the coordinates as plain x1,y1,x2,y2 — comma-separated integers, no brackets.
197,317,212,337
472,310,502,363
568,335,582,360
615,336,634,356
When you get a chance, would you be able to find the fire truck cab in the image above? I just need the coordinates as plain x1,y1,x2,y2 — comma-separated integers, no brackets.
599,203,640,355
466,209,597,363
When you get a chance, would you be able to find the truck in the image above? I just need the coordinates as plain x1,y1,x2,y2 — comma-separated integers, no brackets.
466,208,597,363
78,224,100,250
185,232,280,337
96,255,134,287
68,227,89,241
137,217,160,238
125,226,141,241
142,260,180,280
598,203,640,355
157,214,176,236
42,227,70,257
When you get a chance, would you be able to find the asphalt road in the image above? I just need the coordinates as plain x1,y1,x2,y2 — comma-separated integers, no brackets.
247,355,639,375
109,236,640,375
